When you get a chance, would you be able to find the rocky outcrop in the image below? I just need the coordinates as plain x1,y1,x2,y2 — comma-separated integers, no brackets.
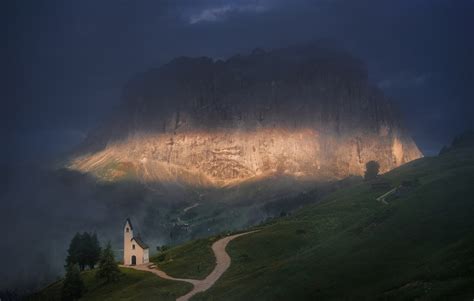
69,42,422,186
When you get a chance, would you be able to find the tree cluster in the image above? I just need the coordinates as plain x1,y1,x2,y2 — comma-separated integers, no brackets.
61,234,122,300
66,232,101,271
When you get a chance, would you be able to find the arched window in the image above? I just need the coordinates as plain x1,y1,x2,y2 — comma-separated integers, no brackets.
132,244,135,250
126,227,129,232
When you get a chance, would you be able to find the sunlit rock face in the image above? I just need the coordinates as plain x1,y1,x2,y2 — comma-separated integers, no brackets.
70,42,422,186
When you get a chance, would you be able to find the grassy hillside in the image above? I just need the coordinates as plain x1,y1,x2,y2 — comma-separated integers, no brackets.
31,146,474,300
188,147,474,300
149,178,362,280
28,268,192,301
151,237,219,279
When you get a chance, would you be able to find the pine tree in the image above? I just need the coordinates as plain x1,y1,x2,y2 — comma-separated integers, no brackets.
61,264,85,301
96,242,122,283
65,233,82,269
87,233,102,269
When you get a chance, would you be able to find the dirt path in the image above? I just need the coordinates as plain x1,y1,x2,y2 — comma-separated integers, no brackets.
183,202,199,212
122,231,258,301
376,186,399,204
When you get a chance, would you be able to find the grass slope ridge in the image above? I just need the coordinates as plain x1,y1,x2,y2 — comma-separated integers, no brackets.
28,268,192,301
191,147,474,300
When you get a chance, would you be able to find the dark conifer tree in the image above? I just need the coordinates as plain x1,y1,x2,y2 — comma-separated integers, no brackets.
65,233,82,269
61,264,85,301
87,232,102,269
96,242,122,283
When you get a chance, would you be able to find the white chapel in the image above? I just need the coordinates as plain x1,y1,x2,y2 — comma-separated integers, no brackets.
123,218,149,265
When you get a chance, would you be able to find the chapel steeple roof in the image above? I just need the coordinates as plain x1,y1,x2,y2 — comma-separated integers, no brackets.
125,218,133,230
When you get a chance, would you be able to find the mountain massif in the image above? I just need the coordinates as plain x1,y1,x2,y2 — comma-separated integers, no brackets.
69,43,422,187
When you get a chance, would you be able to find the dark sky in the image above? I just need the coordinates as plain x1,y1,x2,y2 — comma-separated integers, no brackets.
4,0,474,162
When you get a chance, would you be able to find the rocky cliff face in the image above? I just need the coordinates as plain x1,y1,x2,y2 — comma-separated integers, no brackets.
69,42,422,187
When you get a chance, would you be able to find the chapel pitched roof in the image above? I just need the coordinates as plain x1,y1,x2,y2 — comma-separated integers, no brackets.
131,235,149,249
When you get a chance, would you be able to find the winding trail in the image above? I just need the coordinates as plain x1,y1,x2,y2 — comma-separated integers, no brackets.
183,202,200,212
376,186,399,204
122,231,258,301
